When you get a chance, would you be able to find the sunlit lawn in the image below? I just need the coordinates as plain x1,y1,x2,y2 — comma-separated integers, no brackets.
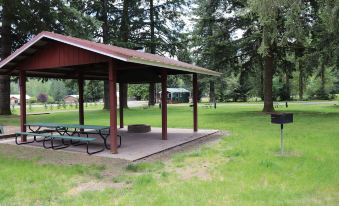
0,103,338,205
9,102,104,114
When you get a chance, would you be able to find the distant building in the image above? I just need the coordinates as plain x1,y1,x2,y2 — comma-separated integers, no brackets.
10,94,31,105
63,95,79,104
158,88,190,103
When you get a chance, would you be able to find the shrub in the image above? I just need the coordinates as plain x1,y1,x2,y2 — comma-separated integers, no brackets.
47,96,55,104
28,97,37,104
37,93,48,103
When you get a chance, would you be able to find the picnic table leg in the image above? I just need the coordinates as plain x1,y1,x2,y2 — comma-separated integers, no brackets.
51,138,70,150
99,130,110,149
56,128,66,136
86,141,105,155
15,133,34,145
118,135,122,147
29,126,45,143
71,130,87,146
70,128,82,145
43,136,53,149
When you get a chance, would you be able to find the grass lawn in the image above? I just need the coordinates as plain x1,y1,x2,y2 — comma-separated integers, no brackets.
0,103,338,205
9,102,104,115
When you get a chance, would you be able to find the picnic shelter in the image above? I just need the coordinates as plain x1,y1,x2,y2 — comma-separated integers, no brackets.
0,31,220,154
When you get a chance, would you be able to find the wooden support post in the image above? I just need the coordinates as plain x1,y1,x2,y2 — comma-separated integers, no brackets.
108,60,118,154
19,70,27,142
193,73,198,132
78,75,84,126
119,83,124,128
161,69,167,140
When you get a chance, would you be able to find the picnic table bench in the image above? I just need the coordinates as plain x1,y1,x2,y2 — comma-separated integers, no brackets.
14,122,122,155
15,132,50,145
15,132,103,155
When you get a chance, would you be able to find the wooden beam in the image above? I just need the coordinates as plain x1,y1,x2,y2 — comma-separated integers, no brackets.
19,70,27,142
108,60,118,154
193,73,198,132
119,83,124,128
8,70,108,80
161,69,167,140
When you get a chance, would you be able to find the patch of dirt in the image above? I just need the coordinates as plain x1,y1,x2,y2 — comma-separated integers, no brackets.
67,181,126,196
175,163,211,181
275,150,303,157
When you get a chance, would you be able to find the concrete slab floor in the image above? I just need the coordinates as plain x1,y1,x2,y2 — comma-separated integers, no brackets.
0,128,220,161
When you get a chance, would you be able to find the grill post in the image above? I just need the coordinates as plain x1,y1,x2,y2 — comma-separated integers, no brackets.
271,113,293,155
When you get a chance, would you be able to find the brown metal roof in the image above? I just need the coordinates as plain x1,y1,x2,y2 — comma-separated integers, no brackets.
0,31,221,76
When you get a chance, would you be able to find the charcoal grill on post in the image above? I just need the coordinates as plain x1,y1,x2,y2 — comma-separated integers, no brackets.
271,113,293,155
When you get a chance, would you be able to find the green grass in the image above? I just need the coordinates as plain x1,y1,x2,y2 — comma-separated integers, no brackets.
10,103,104,114
0,103,339,205
0,155,104,205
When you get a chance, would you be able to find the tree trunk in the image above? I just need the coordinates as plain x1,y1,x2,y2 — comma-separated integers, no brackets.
298,59,304,100
101,0,110,109
150,0,155,54
120,0,130,43
285,72,291,100
0,76,11,115
119,0,130,108
0,0,12,115
209,81,215,103
239,69,248,102
148,83,156,106
320,62,325,91
148,0,156,106
103,81,110,109
295,44,305,101
101,0,109,42
260,69,264,101
122,83,128,108
262,49,274,113
259,59,264,101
